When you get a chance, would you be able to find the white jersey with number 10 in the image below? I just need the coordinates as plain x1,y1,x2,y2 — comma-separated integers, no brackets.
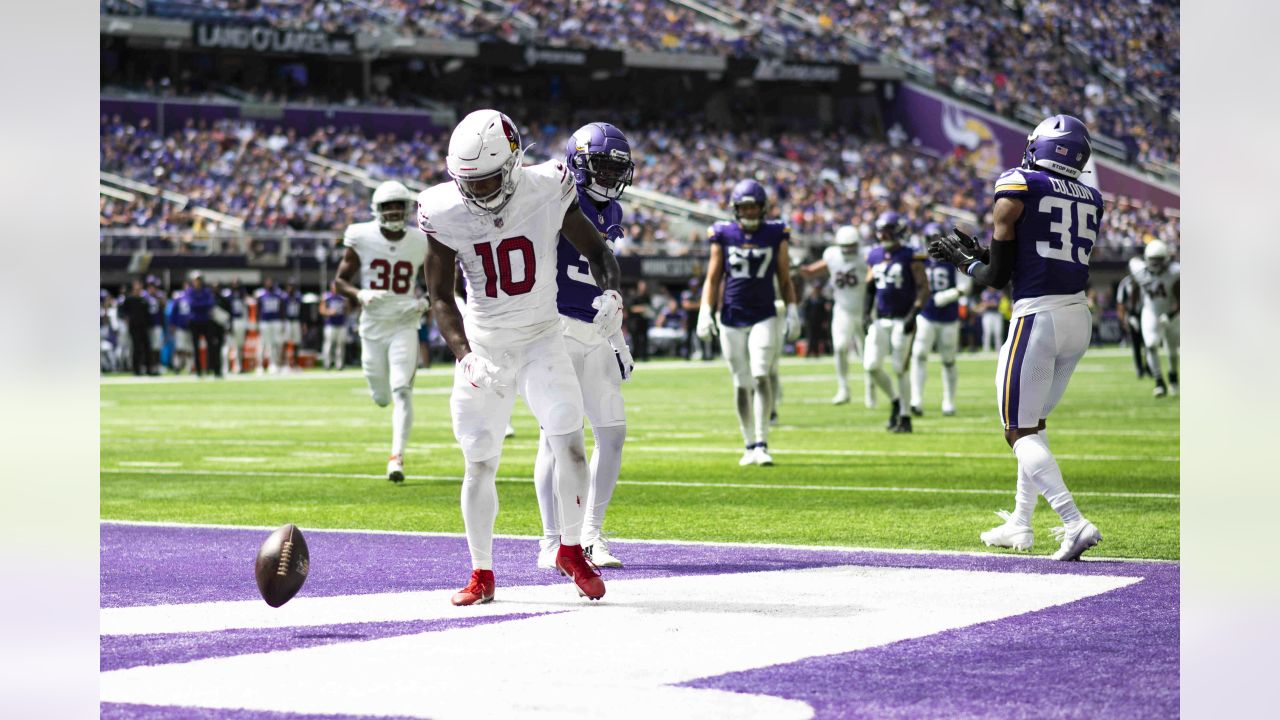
417,160,578,348
342,220,429,340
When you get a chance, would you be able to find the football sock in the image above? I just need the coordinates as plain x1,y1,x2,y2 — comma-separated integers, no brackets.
1013,432,1081,526
868,367,894,398
461,457,500,570
770,367,782,407
583,424,626,541
896,370,911,410
1145,348,1164,385
753,375,773,445
942,361,958,411
735,386,756,447
532,431,560,541
910,353,927,407
546,430,590,547
864,371,876,406
1011,429,1047,526
834,347,849,394
391,387,412,458
1167,348,1179,382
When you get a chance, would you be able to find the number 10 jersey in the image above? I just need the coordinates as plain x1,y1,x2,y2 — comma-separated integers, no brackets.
342,220,430,340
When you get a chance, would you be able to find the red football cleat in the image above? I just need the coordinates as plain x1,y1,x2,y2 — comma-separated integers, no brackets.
450,569,495,606
555,544,605,600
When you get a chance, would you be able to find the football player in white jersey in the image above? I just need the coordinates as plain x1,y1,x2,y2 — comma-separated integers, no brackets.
1136,240,1180,397
334,180,430,483
801,225,869,405
421,109,622,606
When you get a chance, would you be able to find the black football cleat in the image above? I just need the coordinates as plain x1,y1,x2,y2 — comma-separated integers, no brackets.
910,405,924,417
885,400,902,431
892,416,913,433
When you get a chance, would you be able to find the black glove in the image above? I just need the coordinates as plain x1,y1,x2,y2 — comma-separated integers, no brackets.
903,311,917,335
951,227,990,264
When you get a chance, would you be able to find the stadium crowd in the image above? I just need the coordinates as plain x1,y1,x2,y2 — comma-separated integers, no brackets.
101,115,1180,258
102,0,1179,168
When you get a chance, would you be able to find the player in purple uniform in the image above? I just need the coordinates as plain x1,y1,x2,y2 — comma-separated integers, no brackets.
532,122,636,569
910,223,969,417
696,179,801,466
254,278,286,374
863,211,929,433
319,281,350,370
168,282,193,374
929,114,1104,561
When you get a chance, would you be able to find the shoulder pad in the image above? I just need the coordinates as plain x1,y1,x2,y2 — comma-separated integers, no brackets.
993,168,1029,193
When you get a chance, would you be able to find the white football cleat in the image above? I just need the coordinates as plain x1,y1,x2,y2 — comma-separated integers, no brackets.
1050,519,1102,561
739,448,756,467
1152,384,1167,398
386,455,405,483
832,388,851,405
537,538,560,570
504,423,516,438
583,534,622,568
980,510,1034,551
753,445,774,466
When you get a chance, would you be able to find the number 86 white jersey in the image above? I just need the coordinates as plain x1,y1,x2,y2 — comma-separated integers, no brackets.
417,160,578,348
342,220,430,340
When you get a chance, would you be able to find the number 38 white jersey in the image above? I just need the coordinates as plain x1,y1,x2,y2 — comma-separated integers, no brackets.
417,160,578,348
822,245,868,316
342,220,429,340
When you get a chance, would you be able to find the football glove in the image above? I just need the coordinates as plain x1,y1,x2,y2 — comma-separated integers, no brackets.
928,227,987,272
591,289,624,338
695,306,719,341
609,332,634,382
461,352,511,398
357,289,389,308
903,311,917,335
784,303,802,343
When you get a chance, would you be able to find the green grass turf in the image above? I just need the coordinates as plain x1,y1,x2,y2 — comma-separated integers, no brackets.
101,349,1179,560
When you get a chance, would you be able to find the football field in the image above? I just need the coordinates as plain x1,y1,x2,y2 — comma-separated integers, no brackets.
102,349,1178,560
100,348,1179,719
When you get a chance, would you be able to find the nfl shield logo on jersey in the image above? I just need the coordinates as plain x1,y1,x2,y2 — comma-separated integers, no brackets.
494,217,504,228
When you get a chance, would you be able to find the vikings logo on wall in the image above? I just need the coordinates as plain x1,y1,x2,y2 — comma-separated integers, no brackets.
941,103,1003,180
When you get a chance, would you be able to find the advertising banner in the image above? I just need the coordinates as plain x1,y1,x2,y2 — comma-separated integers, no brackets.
193,24,357,57
888,83,1178,210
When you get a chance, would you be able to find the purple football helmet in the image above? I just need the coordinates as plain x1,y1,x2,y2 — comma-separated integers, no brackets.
730,179,768,231
875,211,906,247
1022,114,1092,179
922,221,944,241
565,122,634,202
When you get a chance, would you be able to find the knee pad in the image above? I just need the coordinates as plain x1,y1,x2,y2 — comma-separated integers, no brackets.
458,430,498,463
544,402,583,436
592,423,627,449
370,389,391,407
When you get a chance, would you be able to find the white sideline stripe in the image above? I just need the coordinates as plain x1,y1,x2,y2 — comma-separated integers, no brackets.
99,518,1180,564
116,461,183,468
100,468,1178,499
202,456,269,464
98,349,1139,385
103,437,1177,463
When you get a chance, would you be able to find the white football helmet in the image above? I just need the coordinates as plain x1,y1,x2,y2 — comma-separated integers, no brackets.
371,180,414,232
834,225,860,248
1144,240,1170,274
1127,256,1146,276
446,109,525,215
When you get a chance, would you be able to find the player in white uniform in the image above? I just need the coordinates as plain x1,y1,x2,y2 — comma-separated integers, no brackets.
334,181,430,483
1136,240,1180,397
801,225,869,405
422,109,623,606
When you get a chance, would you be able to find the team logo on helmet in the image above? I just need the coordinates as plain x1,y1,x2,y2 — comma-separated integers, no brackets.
501,118,520,152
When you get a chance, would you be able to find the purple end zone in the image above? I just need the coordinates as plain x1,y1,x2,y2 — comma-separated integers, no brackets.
101,705,423,720
101,522,1178,719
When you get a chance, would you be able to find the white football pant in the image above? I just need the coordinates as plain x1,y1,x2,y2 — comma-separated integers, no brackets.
831,309,864,396
362,325,418,458
721,316,781,447
910,317,959,412
258,320,284,371
322,325,348,370
1140,306,1180,382
864,318,911,406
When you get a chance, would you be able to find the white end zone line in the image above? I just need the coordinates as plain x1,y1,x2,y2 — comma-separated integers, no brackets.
100,467,1178,500
99,518,1180,565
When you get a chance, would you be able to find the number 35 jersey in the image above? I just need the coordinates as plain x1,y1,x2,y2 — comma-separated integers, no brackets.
555,187,623,325
418,160,578,348
709,219,788,328
342,220,430,340
993,167,1104,306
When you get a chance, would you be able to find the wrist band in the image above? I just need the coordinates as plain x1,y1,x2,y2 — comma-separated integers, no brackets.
966,261,986,277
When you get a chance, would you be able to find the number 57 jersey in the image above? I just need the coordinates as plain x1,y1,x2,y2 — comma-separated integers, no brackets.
708,219,789,328
342,220,430,340
993,167,1104,306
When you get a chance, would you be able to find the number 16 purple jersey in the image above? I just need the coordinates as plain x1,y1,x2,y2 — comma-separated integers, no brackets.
555,188,624,324
993,167,1104,301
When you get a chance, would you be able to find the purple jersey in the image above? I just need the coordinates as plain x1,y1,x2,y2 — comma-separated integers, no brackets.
168,295,191,329
922,258,960,323
222,289,246,319
184,287,216,323
145,291,163,327
866,244,922,319
555,190,624,324
284,291,302,320
710,219,789,328
256,288,285,321
992,167,1103,301
322,291,347,327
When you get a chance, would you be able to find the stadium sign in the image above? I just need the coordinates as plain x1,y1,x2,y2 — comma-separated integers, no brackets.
752,59,842,83
193,24,356,57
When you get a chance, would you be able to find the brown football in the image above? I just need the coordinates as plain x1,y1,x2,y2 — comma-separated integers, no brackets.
254,524,310,608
